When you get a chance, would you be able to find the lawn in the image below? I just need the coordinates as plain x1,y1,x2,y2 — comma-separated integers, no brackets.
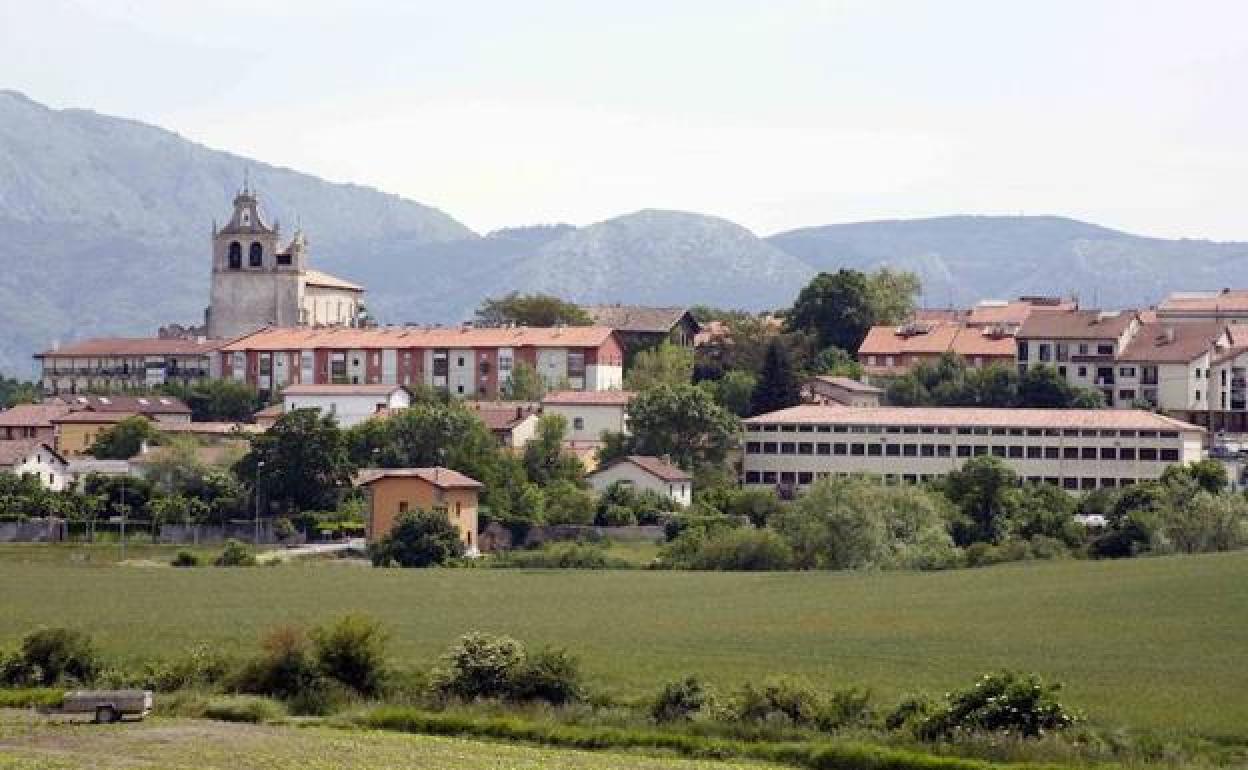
0,543,228,567
0,551,1244,736
0,711,774,770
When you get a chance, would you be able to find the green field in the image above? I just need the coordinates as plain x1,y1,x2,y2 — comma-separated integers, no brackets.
0,711,773,770
0,550,1245,736
0,543,237,567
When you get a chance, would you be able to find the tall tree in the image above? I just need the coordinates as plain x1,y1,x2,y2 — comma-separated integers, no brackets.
502,361,546,401
750,338,802,416
626,384,740,471
164,380,262,422
475,292,591,327
89,416,159,459
235,409,354,514
626,342,695,391
785,268,919,353
522,414,584,486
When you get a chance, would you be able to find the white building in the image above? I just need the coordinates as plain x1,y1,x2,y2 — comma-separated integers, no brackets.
743,405,1205,494
282,383,411,428
587,455,693,507
541,390,634,446
0,440,68,490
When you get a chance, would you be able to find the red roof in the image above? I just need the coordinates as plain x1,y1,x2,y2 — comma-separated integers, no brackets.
60,395,190,415
858,322,961,357
354,466,483,489
745,404,1203,432
593,455,691,482
0,403,72,428
52,412,140,425
542,390,635,406
0,440,63,467
221,325,617,352
35,337,222,357
1017,309,1137,340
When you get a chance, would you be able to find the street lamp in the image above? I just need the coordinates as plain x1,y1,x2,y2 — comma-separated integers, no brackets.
254,460,265,545
118,475,127,562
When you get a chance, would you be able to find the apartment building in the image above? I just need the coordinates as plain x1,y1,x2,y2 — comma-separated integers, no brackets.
217,325,625,398
35,338,222,395
1015,308,1141,406
281,383,411,428
742,405,1204,494
1156,289,1248,322
858,321,1016,377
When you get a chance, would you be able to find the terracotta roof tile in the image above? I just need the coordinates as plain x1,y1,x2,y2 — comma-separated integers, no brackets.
541,390,635,406
593,455,691,482
584,305,698,334
1118,321,1225,363
282,383,405,396
858,322,961,356
1157,290,1248,314
35,338,222,357
0,403,72,428
745,404,1204,432
354,466,483,489
1017,309,1137,340
0,440,62,467
222,325,618,351
811,376,882,394
60,395,190,415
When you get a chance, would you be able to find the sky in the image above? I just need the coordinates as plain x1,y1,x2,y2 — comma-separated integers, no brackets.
3,0,1247,239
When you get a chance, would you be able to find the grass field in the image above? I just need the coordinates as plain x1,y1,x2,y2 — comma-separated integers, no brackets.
0,711,774,769
0,549,1244,736
0,544,237,567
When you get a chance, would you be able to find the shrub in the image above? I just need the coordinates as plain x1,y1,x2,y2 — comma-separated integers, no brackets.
493,542,628,569
369,509,465,568
689,528,795,571
215,539,257,567
599,504,638,527
735,676,821,727
0,628,101,687
432,632,527,701
652,676,713,723
819,687,874,729
885,694,936,731
509,647,583,705
312,614,389,697
203,695,286,723
170,549,202,568
231,625,323,701
918,671,1079,739
135,643,233,691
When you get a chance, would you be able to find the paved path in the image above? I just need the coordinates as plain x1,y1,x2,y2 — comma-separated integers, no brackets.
258,538,366,563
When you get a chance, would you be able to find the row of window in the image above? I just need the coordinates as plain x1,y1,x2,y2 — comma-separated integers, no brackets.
225,240,292,269
744,470,1145,491
1018,341,1117,361
746,424,1180,439
744,441,1180,461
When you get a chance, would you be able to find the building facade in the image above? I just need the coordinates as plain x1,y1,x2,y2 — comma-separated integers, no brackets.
742,405,1204,494
34,338,222,395
587,455,692,507
218,326,625,398
282,383,411,428
802,376,882,407
0,440,68,490
540,390,634,444
356,467,482,553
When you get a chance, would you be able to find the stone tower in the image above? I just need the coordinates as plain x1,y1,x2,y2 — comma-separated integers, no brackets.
205,184,307,339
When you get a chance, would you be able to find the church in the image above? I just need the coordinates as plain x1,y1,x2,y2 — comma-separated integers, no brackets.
205,185,365,340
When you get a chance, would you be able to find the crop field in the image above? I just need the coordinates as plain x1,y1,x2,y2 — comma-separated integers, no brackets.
0,711,774,770
0,549,1245,736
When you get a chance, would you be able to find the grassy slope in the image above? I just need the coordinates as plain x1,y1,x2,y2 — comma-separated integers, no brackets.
0,552,1244,735
0,712,774,770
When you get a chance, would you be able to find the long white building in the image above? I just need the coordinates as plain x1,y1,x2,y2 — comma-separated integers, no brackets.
742,405,1205,494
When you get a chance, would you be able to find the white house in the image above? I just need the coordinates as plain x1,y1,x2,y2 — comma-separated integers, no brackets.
541,390,634,446
282,383,411,428
587,455,693,508
0,440,69,490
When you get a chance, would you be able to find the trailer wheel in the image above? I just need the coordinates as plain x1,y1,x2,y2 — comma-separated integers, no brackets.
94,705,119,724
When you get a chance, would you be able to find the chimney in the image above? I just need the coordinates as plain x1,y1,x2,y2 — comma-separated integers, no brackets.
1164,326,1176,344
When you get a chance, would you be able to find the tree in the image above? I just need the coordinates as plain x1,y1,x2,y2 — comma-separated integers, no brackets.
475,292,591,327
810,346,863,379
370,509,465,567
0,376,39,409
89,416,159,459
503,361,546,401
1161,459,1229,495
785,268,919,353
698,369,756,417
82,473,154,521
235,409,354,514
522,414,583,486
1002,482,1082,546
543,480,595,525
164,380,263,422
626,343,695,390
750,338,802,416
941,455,1019,545
626,384,739,471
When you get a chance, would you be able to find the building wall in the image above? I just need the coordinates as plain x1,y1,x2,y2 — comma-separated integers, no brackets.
543,403,629,444
39,354,214,395
283,389,410,428
4,447,67,491
208,270,304,341
588,462,691,507
364,477,479,549
742,418,1203,493
303,285,361,326
55,422,114,455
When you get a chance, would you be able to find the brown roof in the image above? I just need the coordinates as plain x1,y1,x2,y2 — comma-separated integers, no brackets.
282,383,406,396
0,403,72,428
59,394,191,415
810,376,882,394
35,337,222,358
913,308,968,323
1157,289,1248,314
304,269,364,292
254,404,284,418
222,325,618,352
353,466,483,489
965,298,1075,327
154,420,263,436
0,440,62,467
1017,309,1137,340
468,402,541,432
593,455,691,482
949,327,1018,358
858,322,961,356
1118,321,1225,363
745,404,1203,432
584,305,698,334
542,390,635,406
53,411,141,425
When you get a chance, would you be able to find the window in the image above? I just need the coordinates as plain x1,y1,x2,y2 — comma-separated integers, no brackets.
902,444,918,457
867,443,882,456
850,443,865,456
432,350,448,377
479,360,491,375
1077,366,1087,378
1063,447,1079,459
249,242,263,267
797,471,814,485
833,443,847,455
276,249,291,266
1139,448,1158,461
746,442,761,454
956,445,972,458
1078,344,1088,355
920,444,935,457
1056,343,1069,361
1100,447,1116,460
937,445,951,457
398,501,409,513
992,446,1006,457
798,442,814,455
973,445,989,456
745,471,761,484
1120,447,1136,461
780,442,796,454
1195,389,1202,402
1062,477,1079,490
1026,446,1042,459
762,471,777,484
1081,478,1097,490
816,443,831,455
567,352,585,378
1119,366,1136,377
573,417,585,430
1160,449,1180,462
1081,447,1097,460
1017,341,1029,360
762,442,778,454
228,241,242,269
885,443,901,456
457,357,465,367
1097,344,1114,355
1008,446,1023,458
1038,343,1052,362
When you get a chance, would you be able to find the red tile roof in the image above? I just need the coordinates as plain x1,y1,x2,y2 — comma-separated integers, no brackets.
541,390,635,406
1118,321,1225,363
1017,309,1137,340
745,404,1203,432
353,466,484,489
1157,289,1248,314
858,322,961,357
0,440,63,467
593,455,691,482
810,376,882,394
60,395,190,415
0,403,72,428
35,338,222,357
949,327,1018,358
222,325,618,352
52,412,140,425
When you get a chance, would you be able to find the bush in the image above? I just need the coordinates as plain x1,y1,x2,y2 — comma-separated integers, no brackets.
735,676,821,727
885,694,936,731
170,549,202,568
918,671,1079,739
599,504,638,527
652,676,713,723
0,628,101,687
203,695,287,723
432,632,527,701
231,626,323,701
132,643,233,691
312,614,389,697
215,539,256,567
509,647,583,705
369,509,465,568
689,528,795,571
820,687,874,729
492,542,629,569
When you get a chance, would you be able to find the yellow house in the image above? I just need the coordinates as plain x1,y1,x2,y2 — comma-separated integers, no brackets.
354,467,482,553
51,412,145,456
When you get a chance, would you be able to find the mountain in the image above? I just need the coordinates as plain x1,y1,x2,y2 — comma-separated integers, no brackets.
768,216,1248,309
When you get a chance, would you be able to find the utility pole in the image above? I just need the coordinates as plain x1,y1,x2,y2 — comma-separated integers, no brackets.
254,461,265,545
119,476,126,562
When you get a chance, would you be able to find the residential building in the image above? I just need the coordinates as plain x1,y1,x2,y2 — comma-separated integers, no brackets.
587,455,692,507
0,440,68,490
34,338,222,395
858,321,1016,377
540,390,634,445
205,186,364,339
0,403,72,442
217,325,624,398
58,394,192,423
1015,308,1141,405
282,383,411,428
355,467,482,553
742,405,1204,494
467,402,541,450
1113,321,1225,414
1156,289,1248,322
802,376,882,407
253,404,284,430
64,458,135,486
584,305,701,350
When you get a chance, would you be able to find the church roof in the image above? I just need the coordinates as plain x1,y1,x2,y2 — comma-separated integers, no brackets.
304,270,364,292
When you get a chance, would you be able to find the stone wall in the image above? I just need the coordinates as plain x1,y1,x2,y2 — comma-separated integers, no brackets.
0,518,66,543
479,522,664,552
157,521,305,546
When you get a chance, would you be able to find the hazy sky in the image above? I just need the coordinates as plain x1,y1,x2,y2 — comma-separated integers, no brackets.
3,0,1247,239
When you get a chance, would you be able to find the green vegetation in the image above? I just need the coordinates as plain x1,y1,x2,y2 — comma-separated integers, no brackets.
370,510,465,568
0,553,1244,734
87,415,160,459
785,268,920,353
886,354,1106,409
162,379,264,422
475,291,592,327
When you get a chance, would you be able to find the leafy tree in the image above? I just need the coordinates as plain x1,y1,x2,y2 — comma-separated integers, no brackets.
82,473,153,520
235,409,354,514
1161,459,1228,495
594,429,636,468
543,480,595,525
164,379,263,422
698,369,756,417
810,346,863,379
785,268,919,353
475,292,591,327
369,509,465,567
89,416,159,459
0,377,39,409
522,414,583,486
750,338,802,416
626,384,740,471
502,361,546,401
941,455,1019,545
626,343,695,390
1002,483,1082,546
